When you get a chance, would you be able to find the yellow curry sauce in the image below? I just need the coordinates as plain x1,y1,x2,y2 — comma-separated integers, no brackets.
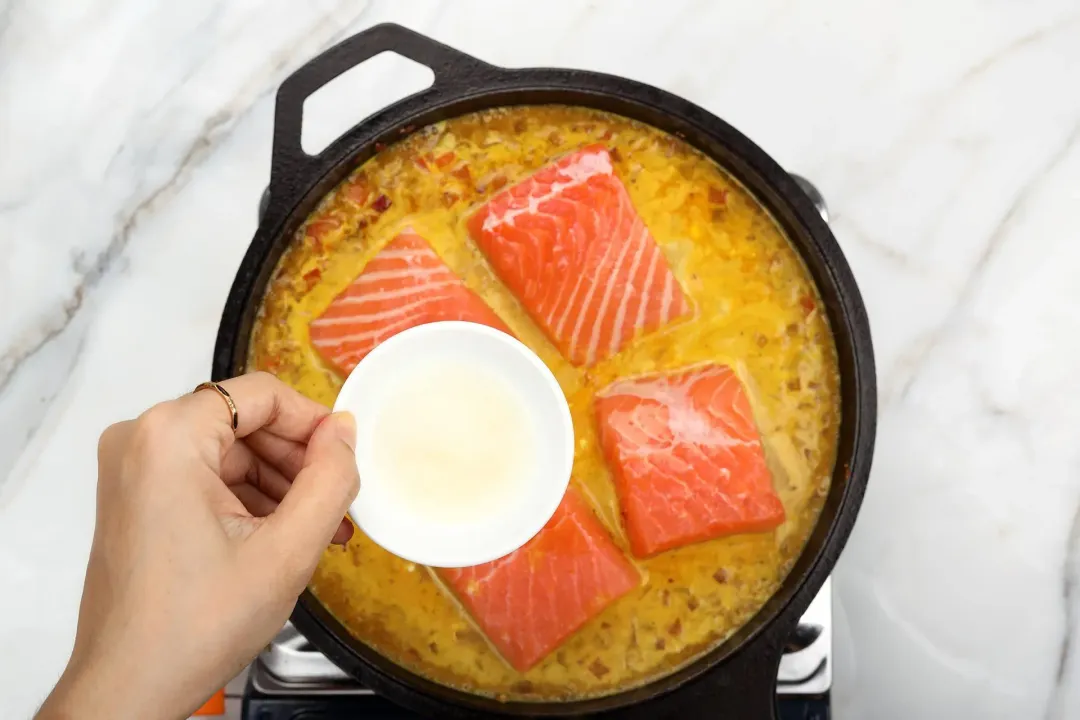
247,106,840,701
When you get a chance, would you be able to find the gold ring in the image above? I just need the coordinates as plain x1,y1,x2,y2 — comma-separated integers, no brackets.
193,381,239,432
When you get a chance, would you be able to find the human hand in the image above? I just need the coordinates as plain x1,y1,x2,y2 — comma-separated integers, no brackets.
36,372,359,720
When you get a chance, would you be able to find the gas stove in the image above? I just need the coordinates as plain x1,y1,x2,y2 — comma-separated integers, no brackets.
242,578,831,719
240,175,834,720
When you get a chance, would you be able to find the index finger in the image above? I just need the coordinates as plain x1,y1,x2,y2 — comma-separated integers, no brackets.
181,372,331,445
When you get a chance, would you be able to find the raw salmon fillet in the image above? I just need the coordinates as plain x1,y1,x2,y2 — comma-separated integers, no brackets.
440,488,639,672
467,145,690,367
308,230,508,375
595,365,785,557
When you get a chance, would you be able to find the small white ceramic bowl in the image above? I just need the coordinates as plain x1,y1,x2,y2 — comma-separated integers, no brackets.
334,321,574,568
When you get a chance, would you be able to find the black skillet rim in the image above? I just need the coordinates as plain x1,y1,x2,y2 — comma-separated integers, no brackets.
212,23,876,719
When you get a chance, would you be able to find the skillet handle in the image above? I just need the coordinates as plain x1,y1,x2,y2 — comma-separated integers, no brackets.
267,23,498,225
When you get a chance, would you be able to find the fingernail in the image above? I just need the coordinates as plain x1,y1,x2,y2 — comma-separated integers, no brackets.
331,411,357,451
332,519,355,546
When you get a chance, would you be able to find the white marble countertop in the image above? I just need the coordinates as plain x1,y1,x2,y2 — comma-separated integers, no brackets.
3,1,1080,717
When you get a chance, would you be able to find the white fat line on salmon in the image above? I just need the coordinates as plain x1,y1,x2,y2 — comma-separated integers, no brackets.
354,266,451,286
612,405,673,454
310,313,421,348
584,220,638,365
679,449,743,517
311,296,437,330
607,220,651,359
628,480,671,543
660,262,675,322
648,455,741,523
634,237,662,331
332,281,459,307
550,202,598,340
604,378,761,451
567,211,622,363
480,148,613,232
526,199,582,325
564,514,588,619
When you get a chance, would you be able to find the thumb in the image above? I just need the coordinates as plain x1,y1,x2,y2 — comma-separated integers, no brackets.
251,411,360,585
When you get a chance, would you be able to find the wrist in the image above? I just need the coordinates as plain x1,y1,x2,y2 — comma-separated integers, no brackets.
36,666,90,720
36,655,156,720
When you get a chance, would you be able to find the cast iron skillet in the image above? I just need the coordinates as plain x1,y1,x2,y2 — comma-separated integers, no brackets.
213,23,876,720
